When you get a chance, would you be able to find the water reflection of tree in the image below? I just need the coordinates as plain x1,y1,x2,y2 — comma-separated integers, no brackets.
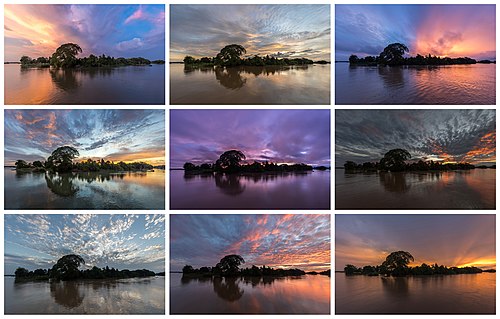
45,173,79,197
212,277,244,302
50,281,84,309
378,172,411,193
380,277,409,297
214,67,246,89
377,66,404,89
49,69,80,91
214,174,246,195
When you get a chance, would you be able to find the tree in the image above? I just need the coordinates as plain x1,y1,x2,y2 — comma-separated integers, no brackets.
215,150,246,171
32,160,43,168
380,149,411,172
20,56,33,65
182,265,194,274
183,162,196,171
344,264,359,275
183,56,196,64
348,55,359,64
51,254,85,280
379,43,409,65
344,161,358,170
381,251,414,276
47,146,79,172
50,43,83,68
15,267,30,278
215,44,247,66
15,160,30,169
217,254,245,276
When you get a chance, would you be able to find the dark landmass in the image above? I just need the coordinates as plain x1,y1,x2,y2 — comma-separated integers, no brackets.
183,149,327,174
183,44,329,67
14,254,161,283
343,148,494,173
182,254,330,279
14,145,157,174
344,251,494,277
20,43,164,69
348,42,495,66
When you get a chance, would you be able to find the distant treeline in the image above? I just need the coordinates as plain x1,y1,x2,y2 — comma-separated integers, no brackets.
183,150,328,174
20,43,164,69
14,254,161,282
182,254,330,278
349,43,494,66
343,148,493,172
183,44,329,67
344,251,495,277
15,146,155,173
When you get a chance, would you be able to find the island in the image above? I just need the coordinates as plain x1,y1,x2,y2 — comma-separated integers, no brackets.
182,150,329,174
14,146,158,173
182,44,329,67
341,148,494,172
181,254,330,278
17,43,165,69
343,251,495,277
13,254,162,283
348,43,495,66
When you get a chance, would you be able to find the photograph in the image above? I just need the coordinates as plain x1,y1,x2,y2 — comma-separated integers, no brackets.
335,4,495,104
335,109,495,209
5,214,165,314
5,109,165,210
335,214,496,314
170,214,330,314
170,4,330,104
170,109,330,209
5,4,165,104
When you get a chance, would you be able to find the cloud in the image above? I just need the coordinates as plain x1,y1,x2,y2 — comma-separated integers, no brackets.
5,214,165,274
116,37,143,51
170,214,330,272
335,110,496,165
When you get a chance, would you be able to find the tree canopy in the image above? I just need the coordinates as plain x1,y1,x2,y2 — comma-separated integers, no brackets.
379,43,409,65
50,43,83,68
215,44,247,66
216,150,246,171
46,146,80,172
216,254,245,276
51,254,85,280
380,148,411,172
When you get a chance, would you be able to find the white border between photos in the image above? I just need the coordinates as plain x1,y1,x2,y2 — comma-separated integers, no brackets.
0,0,498,318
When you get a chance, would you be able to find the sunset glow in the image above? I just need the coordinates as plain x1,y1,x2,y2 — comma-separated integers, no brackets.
170,5,330,62
5,4,165,62
336,215,496,270
336,110,496,165
5,110,165,166
335,5,495,61
170,214,330,272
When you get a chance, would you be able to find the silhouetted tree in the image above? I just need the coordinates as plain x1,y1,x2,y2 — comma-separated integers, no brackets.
381,251,414,276
51,254,85,281
216,254,245,276
215,150,246,172
50,43,83,68
379,43,409,65
215,44,247,66
380,149,411,172
46,146,79,172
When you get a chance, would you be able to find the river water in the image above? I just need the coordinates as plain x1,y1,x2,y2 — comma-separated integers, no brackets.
4,168,165,209
170,64,330,104
5,64,165,104
170,273,330,314
170,170,330,209
4,276,165,314
335,63,495,104
336,273,495,314
335,169,495,209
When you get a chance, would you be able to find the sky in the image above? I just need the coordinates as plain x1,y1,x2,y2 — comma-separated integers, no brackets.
336,214,496,270
170,110,330,168
5,214,165,274
5,109,165,166
335,110,496,166
170,214,330,272
336,5,496,61
5,4,165,61
170,4,330,62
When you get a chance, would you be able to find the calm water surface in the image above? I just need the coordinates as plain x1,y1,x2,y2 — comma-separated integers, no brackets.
5,276,165,314
170,64,330,104
336,273,495,314
5,168,165,209
335,169,495,209
5,64,165,104
335,63,495,104
170,273,330,314
170,170,330,209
